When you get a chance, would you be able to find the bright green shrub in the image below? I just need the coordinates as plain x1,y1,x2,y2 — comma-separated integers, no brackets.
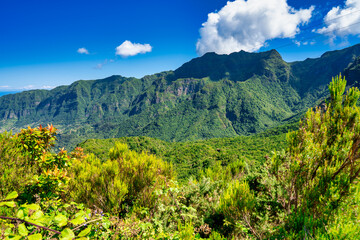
266,74,360,237
69,142,174,215
202,158,245,184
219,180,257,239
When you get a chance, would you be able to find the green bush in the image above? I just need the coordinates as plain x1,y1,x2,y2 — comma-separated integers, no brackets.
68,142,175,215
0,125,72,202
266,74,360,238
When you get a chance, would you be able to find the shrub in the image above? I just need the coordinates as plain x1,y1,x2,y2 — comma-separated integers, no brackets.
68,142,175,215
266,74,360,237
0,125,71,202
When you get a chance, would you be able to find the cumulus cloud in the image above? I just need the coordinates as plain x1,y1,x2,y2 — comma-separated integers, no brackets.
115,40,152,57
196,0,314,55
316,0,360,38
77,47,89,54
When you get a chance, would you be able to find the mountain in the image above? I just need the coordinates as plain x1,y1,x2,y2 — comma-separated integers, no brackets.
0,91,20,97
1,44,360,148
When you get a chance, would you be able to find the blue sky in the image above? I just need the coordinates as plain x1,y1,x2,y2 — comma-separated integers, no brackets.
0,0,359,91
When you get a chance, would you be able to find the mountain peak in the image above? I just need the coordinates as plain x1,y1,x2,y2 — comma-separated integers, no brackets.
174,49,285,81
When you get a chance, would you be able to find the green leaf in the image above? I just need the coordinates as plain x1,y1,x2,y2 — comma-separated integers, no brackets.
28,233,42,240
31,210,44,220
102,219,111,229
18,223,29,236
16,209,24,219
60,228,75,240
54,214,68,227
4,227,12,236
4,191,18,200
0,201,15,208
69,216,85,225
77,226,91,237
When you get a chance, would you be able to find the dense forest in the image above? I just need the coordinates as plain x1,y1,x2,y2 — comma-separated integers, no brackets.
1,75,360,239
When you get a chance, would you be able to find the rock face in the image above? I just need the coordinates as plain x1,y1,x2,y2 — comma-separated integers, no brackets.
1,44,360,148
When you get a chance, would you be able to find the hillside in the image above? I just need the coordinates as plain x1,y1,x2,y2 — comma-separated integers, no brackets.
78,120,298,180
1,44,360,148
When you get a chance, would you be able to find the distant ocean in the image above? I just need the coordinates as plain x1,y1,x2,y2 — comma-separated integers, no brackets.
0,91,20,97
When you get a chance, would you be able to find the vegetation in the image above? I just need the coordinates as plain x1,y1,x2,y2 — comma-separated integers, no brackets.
79,120,298,180
0,74,359,239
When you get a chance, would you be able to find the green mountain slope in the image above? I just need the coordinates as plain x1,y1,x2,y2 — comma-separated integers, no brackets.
1,44,360,148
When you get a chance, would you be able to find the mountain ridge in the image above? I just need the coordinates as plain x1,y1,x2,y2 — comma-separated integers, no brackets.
1,44,360,148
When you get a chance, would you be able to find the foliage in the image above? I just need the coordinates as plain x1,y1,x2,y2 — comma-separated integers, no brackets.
219,181,257,238
79,120,296,180
265,74,360,238
0,125,72,202
68,142,175,215
17,125,71,202
0,191,112,240
1,73,360,239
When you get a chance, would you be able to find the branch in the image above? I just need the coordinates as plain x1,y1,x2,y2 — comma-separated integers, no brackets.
72,218,103,231
244,214,261,239
0,216,61,235
168,190,185,222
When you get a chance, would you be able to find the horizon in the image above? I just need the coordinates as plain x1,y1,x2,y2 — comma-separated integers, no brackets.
1,0,360,91
1,42,360,94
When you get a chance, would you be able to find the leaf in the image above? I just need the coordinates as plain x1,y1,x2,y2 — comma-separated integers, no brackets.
18,223,29,236
78,226,91,237
102,219,111,229
69,216,85,225
60,228,75,240
4,191,18,200
16,209,24,219
54,214,68,227
28,233,42,240
31,210,44,220
0,201,16,208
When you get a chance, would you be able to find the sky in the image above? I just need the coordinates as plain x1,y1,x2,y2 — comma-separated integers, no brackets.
1,0,360,91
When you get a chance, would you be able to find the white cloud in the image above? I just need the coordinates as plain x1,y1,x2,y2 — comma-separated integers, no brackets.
115,40,152,57
0,85,9,89
40,85,55,90
196,0,314,55
77,47,89,54
293,40,310,47
22,85,35,90
316,0,360,39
